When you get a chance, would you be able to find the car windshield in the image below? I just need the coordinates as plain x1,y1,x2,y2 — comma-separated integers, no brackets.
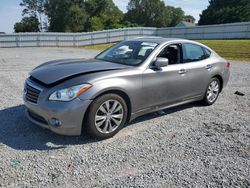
95,41,159,66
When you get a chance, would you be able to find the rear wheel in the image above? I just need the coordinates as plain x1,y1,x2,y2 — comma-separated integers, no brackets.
84,94,128,139
202,77,221,106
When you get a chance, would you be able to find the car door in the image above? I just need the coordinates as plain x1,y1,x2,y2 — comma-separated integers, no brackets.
179,43,212,98
141,42,211,110
141,43,190,109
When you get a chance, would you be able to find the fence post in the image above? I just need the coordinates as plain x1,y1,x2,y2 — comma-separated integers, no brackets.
222,25,226,39
107,31,110,43
140,28,143,36
169,28,172,38
15,34,20,47
91,33,94,45
185,27,188,39
56,36,59,47
37,34,40,47
202,27,205,40
247,23,250,39
73,35,77,47
0,35,2,48
155,28,158,37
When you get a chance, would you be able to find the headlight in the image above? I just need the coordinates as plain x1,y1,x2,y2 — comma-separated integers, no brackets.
49,84,92,101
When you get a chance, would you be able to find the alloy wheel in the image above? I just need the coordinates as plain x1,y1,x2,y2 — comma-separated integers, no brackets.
206,80,220,103
95,100,124,134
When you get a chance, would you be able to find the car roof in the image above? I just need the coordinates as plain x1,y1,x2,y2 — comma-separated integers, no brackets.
128,37,200,44
126,37,216,55
129,37,190,44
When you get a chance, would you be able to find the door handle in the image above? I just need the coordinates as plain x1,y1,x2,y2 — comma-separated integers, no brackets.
206,64,213,69
178,69,187,74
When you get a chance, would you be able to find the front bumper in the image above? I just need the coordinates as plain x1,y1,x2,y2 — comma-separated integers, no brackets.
24,98,92,136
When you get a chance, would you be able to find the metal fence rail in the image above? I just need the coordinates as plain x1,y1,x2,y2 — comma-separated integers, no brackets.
1,22,250,48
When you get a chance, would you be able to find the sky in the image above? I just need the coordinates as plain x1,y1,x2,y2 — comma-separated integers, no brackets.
0,0,209,33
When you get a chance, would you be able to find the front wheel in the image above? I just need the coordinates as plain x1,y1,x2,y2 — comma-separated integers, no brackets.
202,77,221,106
84,94,128,139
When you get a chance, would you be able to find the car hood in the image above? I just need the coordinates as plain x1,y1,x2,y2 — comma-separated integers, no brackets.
30,59,130,85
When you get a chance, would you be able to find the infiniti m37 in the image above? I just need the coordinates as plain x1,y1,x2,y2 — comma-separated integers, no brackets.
23,38,230,139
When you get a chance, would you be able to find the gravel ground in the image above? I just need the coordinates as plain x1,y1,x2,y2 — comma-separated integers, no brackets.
0,47,249,188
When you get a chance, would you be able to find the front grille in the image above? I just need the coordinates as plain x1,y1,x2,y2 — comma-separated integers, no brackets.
28,110,48,125
25,82,41,104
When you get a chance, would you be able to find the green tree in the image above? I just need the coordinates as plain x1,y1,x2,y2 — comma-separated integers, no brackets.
166,6,185,26
45,0,86,32
199,0,250,25
125,0,170,27
89,16,104,31
14,16,40,33
20,0,46,31
45,0,123,32
65,4,87,32
124,0,185,27
85,0,124,31
16,0,190,33
99,0,124,30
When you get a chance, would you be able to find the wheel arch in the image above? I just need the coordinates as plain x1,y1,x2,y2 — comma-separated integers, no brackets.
82,89,132,132
212,75,223,92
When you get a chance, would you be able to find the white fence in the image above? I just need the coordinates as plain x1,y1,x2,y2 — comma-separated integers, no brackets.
0,22,250,48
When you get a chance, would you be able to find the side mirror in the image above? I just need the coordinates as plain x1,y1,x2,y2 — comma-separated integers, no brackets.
153,57,169,68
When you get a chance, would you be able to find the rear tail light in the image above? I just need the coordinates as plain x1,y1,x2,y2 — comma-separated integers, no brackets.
226,62,231,68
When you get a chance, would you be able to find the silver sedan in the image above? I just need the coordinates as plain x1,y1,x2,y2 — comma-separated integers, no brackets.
23,38,230,139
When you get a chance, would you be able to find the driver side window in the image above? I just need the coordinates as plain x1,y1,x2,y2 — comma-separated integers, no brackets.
157,44,181,65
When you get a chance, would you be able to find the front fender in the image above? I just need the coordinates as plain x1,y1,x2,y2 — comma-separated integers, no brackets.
78,77,143,114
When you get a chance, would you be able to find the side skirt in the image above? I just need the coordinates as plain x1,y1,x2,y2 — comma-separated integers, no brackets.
129,95,203,122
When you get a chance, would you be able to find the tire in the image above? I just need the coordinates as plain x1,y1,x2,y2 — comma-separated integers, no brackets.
84,93,128,139
202,77,221,106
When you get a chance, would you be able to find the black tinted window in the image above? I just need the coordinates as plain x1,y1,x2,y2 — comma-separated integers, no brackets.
182,43,207,63
157,44,181,65
203,47,211,57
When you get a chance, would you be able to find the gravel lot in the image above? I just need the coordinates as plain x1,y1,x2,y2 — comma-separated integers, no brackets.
0,47,249,188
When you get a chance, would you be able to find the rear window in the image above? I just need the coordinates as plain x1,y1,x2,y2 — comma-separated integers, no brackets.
182,43,208,63
203,47,212,58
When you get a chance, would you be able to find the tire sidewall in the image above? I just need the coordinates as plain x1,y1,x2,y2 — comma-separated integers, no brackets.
85,94,128,139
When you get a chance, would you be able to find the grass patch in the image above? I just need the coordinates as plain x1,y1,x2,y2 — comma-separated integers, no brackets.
82,40,250,61
197,40,250,61
82,43,116,51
